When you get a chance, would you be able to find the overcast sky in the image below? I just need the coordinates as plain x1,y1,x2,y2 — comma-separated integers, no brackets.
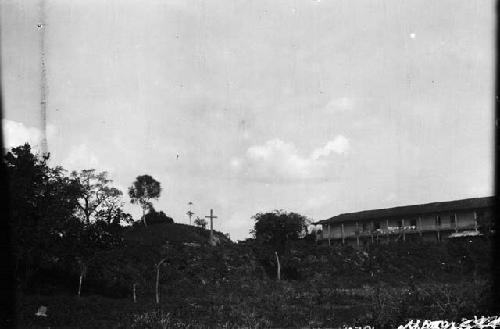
2,0,494,240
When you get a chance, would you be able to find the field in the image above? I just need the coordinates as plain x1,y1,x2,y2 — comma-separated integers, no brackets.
11,231,497,329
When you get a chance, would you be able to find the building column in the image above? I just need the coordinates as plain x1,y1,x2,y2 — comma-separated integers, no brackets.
454,213,458,233
402,218,405,241
418,216,422,238
474,211,478,232
356,221,360,247
385,219,389,243
328,224,331,246
370,221,374,243
341,223,345,245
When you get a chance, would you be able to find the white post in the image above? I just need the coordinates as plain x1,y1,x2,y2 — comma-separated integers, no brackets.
156,257,167,305
133,283,137,303
341,223,345,245
78,274,83,297
454,213,458,233
275,251,281,281
77,261,86,297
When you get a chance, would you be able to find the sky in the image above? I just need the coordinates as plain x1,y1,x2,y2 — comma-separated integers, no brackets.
1,0,495,241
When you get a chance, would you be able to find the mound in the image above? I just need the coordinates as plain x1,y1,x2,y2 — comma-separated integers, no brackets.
123,223,231,245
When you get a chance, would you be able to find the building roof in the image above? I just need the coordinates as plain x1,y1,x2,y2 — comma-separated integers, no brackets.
315,196,495,225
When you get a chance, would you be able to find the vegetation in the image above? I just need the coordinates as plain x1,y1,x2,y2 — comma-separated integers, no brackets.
252,210,309,246
129,175,162,227
142,208,174,226
70,169,126,225
194,216,207,229
4,143,497,328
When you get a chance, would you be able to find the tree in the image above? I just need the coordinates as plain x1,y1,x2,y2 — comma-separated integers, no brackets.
128,175,161,227
71,169,124,224
252,210,309,252
194,216,207,229
4,144,82,290
95,207,134,226
143,208,173,226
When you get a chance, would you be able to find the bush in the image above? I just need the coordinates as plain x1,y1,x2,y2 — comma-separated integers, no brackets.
144,210,174,226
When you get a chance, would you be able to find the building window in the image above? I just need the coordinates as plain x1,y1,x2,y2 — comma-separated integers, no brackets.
449,214,455,225
435,215,441,226
410,219,417,227
374,222,380,230
397,219,403,228
362,222,368,232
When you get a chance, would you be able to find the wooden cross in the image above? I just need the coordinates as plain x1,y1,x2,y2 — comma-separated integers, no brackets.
205,209,218,244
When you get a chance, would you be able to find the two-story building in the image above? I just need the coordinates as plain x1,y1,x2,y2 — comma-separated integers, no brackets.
314,197,495,247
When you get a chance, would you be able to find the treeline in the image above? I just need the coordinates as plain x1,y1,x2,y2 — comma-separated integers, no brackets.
4,143,170,295
4,143,315,297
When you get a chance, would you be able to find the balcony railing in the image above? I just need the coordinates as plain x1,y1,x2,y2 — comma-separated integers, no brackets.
323,223,480,240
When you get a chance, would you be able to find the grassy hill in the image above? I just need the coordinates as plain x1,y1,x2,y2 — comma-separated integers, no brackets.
123,222,232,245
15,233,496,328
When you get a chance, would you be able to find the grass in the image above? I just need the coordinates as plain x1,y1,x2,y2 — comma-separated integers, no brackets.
15,277,493,328
13,236,495,328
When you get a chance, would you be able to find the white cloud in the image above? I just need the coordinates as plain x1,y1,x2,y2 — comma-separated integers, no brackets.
232,136,350,182
311,135,350,159
2,119,41,149
324,97,354,113
61,143,105,172
2,119,58,153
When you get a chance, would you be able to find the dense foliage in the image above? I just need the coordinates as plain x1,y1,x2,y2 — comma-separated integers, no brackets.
5,143,497,328
142,208,174,226
5,144,144,294
128,175,162,227
252,210,309,253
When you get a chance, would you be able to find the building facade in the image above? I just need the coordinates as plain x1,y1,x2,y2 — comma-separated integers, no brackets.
315,197,495,247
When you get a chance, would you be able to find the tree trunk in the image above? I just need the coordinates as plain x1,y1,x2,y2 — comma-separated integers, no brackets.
275,251,281,281
143,208,147,227
133,283,137,303
85,198,90,224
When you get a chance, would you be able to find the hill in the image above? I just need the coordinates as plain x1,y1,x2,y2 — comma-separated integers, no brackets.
16,233,496,328
123,222,232,245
